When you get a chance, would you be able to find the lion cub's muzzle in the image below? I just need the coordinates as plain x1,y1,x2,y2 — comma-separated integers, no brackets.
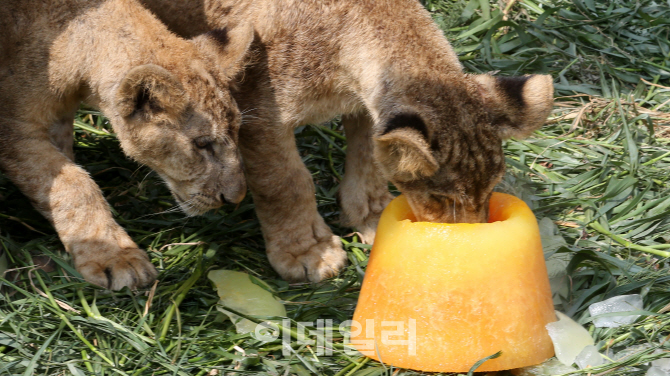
220,181,247,205
406,195,490,224
171,175,246,216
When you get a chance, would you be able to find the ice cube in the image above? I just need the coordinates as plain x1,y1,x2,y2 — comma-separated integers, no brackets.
648,366,670,376
651,358,670,369
647,357,670,376
574,345,604,369
546,311,595,366
588,294,643,328
512,358,577,375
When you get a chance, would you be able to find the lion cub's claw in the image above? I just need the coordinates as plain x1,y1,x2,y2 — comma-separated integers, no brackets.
357,222,378,245
76,248,157,290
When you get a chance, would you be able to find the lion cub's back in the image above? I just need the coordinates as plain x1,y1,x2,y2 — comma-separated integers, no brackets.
0,0,108,117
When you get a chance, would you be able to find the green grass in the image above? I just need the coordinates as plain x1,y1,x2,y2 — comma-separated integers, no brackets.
2,0,670,374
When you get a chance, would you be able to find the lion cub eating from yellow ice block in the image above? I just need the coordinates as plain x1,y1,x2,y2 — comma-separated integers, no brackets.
141,0,554,282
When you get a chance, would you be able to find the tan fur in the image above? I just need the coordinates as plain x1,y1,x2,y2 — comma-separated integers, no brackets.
376,129,439,180
0,0,252,290
141,0,554,282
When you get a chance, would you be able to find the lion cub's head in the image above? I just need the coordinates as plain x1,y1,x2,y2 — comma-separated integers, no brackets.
374,74,553,223
112,26,253,216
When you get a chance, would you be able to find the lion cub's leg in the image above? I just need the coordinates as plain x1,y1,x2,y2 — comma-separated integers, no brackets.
49,116,75,161
340,113,394,244
0,124,157,290
239,122,348,282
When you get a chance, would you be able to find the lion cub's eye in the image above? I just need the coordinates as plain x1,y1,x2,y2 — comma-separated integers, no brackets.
194,137,213,149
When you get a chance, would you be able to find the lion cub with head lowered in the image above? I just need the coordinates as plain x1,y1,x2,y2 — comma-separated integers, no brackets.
0,0,252,290
142,0,554,283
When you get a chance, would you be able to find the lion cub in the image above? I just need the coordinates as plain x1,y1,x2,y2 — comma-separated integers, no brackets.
0,0,252,290
142,0,553,282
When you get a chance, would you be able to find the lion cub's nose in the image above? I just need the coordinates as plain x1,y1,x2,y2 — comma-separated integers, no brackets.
220,189,246,205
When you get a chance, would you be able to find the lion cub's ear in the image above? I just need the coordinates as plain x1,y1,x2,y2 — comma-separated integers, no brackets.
195,21,255,77
374,114,438,180
116,64,187,120
472,74,554,139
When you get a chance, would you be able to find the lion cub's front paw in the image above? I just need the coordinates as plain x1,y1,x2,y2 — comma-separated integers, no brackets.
343,190,394,244
75,247,157,290
268,235,348,283
357,219,379,245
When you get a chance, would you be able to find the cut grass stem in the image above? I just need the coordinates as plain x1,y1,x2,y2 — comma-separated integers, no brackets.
589,222,670,258
158,256,204,342
32,271,115,366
